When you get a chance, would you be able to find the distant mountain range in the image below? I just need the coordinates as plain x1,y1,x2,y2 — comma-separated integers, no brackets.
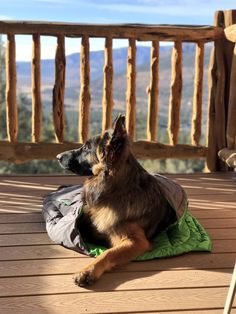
16,44,211,124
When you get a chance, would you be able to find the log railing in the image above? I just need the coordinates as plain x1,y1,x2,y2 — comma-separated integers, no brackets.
0,13,235,171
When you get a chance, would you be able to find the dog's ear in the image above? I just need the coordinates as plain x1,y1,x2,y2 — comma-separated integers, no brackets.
105,114,128,165
112,114,126,139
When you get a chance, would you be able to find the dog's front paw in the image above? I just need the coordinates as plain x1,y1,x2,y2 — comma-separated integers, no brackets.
73,269,96,287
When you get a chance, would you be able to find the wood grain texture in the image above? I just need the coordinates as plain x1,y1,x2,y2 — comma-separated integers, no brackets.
79,34,90,143
0,21,223,41
52,35,65,143
168,41,182,145
31,34,42,143
102,37,114,132
147,41,159,141
191,42,204,146
5,34,17,142
126,38,136,140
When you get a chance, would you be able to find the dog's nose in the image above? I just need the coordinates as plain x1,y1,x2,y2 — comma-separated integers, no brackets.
56,153,63,162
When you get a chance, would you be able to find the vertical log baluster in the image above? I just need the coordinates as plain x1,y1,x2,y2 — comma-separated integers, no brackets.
79,35,90,143
6,34,17,142
168,41,182,146
53,35,65,143
206,46,217,171
102,37,114,132
191,42,204,146
147,40,159,141
126,38,136,140
32,34,42,142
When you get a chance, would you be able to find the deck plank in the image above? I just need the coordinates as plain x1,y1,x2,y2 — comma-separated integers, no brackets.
0,287,234,313
0,269,233,297
0,253,234,277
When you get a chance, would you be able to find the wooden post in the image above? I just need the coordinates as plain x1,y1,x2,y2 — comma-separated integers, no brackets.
52,35,65,143
191,42,204,146
126,38,136,140
168,41,182,145
227,43,236,149
206,10,236,171
206,11,226,171
102,37,113,132
79,35,90,143
31,34,42,142
147,41,159,141
5,34,17,142
223,10,236,116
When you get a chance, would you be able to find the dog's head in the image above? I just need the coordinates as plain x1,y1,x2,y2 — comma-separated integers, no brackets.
57,114,129,176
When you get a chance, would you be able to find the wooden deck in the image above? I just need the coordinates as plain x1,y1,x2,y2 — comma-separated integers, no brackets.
0,172,235,313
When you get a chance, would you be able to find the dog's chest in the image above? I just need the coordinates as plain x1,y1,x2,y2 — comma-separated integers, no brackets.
88,206,119,233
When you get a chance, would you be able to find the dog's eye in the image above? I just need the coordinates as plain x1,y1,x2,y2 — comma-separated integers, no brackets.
83,142,91,151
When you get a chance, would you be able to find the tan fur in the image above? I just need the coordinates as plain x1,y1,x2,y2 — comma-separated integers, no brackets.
89,206,118,233
74,223,151,285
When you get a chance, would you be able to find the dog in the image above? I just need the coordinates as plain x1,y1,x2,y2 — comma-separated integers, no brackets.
57,114,177,286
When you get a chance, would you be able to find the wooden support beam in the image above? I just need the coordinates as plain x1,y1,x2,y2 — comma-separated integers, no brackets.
31,34,42,143
79,34,90,143
52,35,65,143
0,140,207,163
191,42,204,146
102,37,114,132
0,21,223,42
147,41,159,141
5,34,17,142
126,38,136,140
168,41,182,145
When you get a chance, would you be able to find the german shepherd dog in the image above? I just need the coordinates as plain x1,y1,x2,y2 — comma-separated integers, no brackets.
57,115,177,287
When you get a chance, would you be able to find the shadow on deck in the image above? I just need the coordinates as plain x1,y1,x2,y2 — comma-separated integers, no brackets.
0,173,235,313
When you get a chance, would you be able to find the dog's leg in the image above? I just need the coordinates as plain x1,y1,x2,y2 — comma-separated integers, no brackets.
74,223,151,286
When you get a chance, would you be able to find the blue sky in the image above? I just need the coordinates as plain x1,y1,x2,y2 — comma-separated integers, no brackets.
1,0,235,60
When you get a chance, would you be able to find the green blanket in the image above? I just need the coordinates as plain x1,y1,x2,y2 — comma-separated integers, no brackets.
86,207,212,260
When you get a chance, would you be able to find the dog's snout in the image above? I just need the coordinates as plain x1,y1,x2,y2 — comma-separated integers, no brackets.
56,153,64,162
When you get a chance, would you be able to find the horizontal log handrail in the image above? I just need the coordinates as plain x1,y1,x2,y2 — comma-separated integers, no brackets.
0,21,223,41
0,141,208,163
